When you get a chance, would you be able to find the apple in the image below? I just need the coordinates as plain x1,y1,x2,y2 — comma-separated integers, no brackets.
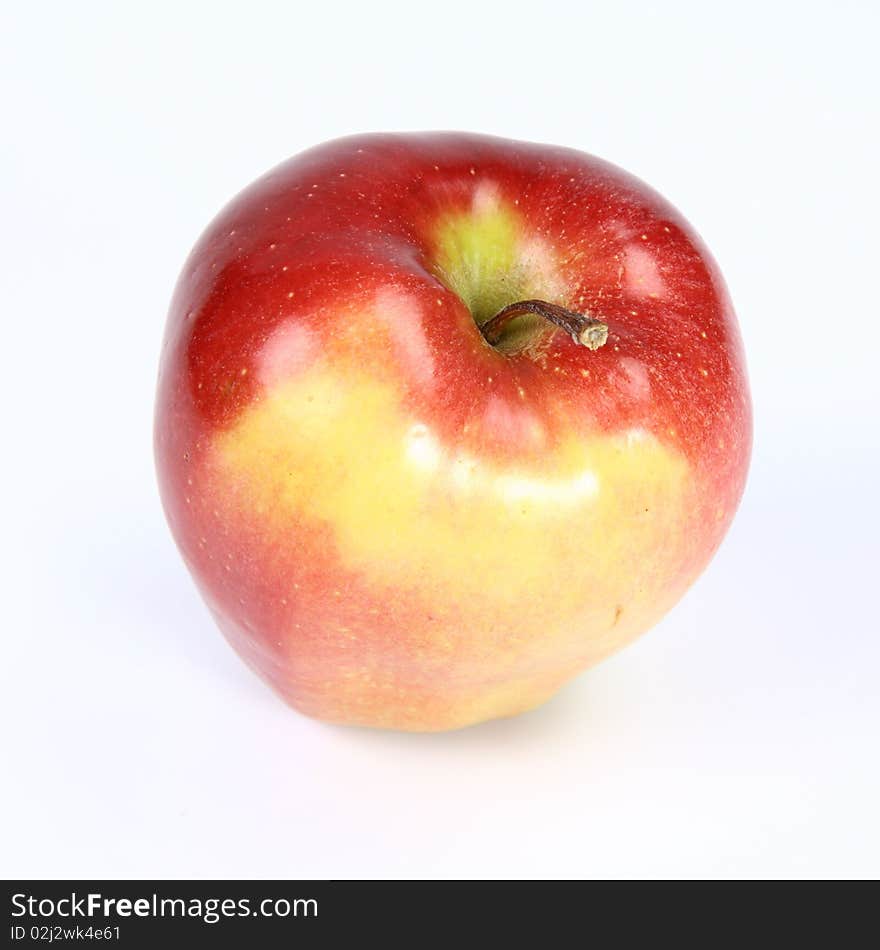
155,133,751,731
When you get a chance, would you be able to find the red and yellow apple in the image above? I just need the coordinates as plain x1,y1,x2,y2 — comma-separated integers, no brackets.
155,133,751,731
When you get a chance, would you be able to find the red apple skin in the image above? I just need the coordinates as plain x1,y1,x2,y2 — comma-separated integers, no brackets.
155,133,751,731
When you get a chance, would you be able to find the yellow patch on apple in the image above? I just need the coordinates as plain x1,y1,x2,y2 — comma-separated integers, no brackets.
211,358,694,676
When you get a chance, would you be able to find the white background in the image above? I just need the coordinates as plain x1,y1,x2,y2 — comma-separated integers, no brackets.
3,0,878,879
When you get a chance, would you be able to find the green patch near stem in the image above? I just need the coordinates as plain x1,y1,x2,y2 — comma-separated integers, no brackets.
432,201,545,328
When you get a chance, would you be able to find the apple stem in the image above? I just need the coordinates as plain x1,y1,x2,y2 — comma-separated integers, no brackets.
480,300,609,351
